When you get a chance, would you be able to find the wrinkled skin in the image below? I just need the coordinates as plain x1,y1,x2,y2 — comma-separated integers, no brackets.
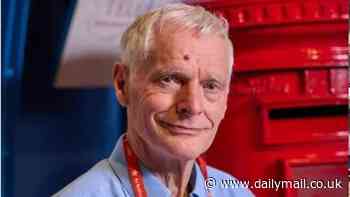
114,28,232,162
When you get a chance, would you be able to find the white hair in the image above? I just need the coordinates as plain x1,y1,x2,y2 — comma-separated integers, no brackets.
120,3,234,74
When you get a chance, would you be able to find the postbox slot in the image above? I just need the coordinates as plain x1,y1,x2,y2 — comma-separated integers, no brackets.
269,105,347,119
260,99,348,145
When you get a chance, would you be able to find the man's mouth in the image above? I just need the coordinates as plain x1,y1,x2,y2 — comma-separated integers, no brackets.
158,120,207,135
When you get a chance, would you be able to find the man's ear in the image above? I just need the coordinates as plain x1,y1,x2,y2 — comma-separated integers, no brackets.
112,63,129,107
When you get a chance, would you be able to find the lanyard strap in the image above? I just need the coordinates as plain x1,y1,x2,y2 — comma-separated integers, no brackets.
123,136,210,197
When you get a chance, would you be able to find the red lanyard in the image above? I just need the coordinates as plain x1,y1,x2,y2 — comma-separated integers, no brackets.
123,136,210,197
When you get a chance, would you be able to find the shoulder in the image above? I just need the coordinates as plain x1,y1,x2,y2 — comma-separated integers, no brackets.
207,166,255,197
52,159,127,197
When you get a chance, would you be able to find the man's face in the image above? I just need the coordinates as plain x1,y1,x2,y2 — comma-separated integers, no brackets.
126,28,232,161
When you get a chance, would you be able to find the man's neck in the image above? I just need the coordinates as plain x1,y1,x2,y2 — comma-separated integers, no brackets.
126,131,195,197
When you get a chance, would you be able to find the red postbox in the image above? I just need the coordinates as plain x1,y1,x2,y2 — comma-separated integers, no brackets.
188,0,348,196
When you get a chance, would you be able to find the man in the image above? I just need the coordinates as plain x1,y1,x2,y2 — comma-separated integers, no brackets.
53,3,254,197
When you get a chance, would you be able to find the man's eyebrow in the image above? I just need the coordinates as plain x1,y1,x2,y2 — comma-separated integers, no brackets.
150,68,191,80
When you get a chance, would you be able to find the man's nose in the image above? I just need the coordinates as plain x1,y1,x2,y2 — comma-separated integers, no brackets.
176,83,204,117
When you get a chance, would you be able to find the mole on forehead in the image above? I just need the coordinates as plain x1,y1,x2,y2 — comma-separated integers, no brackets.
183,54,190,61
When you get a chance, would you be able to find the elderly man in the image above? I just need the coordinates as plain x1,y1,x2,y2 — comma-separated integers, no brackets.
53,3,254,197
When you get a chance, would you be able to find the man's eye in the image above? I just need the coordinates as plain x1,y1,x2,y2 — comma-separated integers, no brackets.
160,75,173,83
203,81,221,91
159,75,180,86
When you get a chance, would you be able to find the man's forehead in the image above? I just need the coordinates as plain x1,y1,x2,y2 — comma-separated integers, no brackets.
142,27,232,79
153,31,229,61
153,26,203,50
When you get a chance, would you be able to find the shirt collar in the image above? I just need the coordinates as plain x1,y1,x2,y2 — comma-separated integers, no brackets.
190,162,209,197
108,134,208,197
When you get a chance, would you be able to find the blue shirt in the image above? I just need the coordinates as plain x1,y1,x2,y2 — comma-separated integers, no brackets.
53,135,254,197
